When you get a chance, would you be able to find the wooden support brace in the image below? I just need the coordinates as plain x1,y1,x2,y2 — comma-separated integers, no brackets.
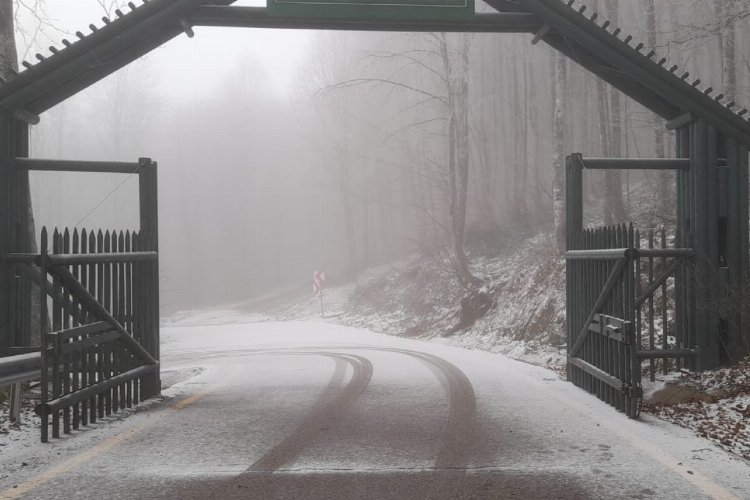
12,109,40,125
568,357,626,392
570,258,627,356
531,22,551,45
634,259,682,308
179,18,195,38
666,113,695,131
51,266,157,365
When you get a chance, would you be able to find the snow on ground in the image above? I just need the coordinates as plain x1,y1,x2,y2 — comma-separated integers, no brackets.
2,228,749,469
263,229,749,465
643,359,750,461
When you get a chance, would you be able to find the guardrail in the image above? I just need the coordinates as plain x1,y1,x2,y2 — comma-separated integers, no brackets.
0,352,41,386
1,352,42,424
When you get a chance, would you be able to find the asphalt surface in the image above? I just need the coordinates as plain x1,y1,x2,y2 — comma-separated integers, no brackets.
1,322,748,499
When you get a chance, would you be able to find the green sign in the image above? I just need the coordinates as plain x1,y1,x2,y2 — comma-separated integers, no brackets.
267,0,474,21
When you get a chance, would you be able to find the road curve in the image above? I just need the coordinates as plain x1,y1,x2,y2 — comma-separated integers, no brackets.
247,353,373,472
1,321,748,500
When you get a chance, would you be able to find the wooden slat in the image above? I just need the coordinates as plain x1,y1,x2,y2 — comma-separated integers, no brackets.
78,229,89,427
41,364,159,414
568,357,625,393
51,228,61,439
88,230,97,424
58,331,120,355
45,251,157,265
14,157,140,174
71,229,80,430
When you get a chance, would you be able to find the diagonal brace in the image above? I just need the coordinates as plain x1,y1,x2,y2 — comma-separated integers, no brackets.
50,265,157,365
634,259,682,309
570,258,626,356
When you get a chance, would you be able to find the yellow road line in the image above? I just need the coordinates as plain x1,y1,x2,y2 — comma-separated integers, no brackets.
0,391,208,500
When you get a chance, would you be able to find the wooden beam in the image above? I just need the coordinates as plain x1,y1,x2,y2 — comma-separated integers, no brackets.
666,112,695,130
0,115,12,355
15,158,140,174
46,251,157,266
190,7,543,33
568,357,625,392
12,109,40,125
577,158,692,170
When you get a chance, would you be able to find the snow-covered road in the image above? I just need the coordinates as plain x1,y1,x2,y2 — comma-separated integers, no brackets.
1,316,748,499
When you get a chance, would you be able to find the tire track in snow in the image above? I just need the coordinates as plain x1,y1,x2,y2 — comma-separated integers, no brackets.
374,348,477,469
254,346,479,469
247,352,373,472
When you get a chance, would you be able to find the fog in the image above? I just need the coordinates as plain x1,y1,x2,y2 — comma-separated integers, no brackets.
14,0,746,313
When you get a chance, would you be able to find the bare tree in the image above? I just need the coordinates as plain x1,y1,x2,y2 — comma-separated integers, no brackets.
552,51,567,252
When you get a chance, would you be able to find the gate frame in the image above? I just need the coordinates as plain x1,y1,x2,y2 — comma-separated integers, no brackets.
566,121,750,374
1,0,750,425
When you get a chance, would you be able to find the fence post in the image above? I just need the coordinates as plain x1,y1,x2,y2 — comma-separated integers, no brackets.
565,154,583,382
0,115,12,356
138,158,160,397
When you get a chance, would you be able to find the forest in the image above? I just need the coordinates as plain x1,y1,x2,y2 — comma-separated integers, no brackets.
4,0,750,313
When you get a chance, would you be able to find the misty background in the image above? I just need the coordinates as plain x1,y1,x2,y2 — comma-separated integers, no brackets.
12,0,750,314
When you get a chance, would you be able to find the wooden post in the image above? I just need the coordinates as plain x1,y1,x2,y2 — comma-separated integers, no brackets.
565,154,583,382
689,120,723,370
138,158,160,396
0,114,11,356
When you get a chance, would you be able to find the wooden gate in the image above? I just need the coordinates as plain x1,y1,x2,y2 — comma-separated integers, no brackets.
565,155,695,418
2,157,160,441
37,226,159,442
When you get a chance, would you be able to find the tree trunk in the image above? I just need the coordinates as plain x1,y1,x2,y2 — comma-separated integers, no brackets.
643,0,670,217
0,0,16,81
0,0,42,345
440,33,476,285
552,52,567,252
600,0,627,226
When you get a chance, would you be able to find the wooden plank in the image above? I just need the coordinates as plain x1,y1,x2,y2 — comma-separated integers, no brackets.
71,229,80,431
0,115,13,358
565,248,630,260
58,331,119,355
88,230,97,423
117,231,127,408
41,364,159,414
46,251,158,266
96,230,105,419
190,6,542,32
577,158,691,170
568,357,625,392
55,321,112,341
39,228,49,442
62,229,71,434
132,232,140,404
78,228,89,427
634,260,682,308
51,229,61,439
637,349,696,360
103,231,112,415
648,230,656,381
14,158,139,174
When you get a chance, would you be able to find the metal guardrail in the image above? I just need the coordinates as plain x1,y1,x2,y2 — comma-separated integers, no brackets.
1,353,42,424
0,352,42,386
